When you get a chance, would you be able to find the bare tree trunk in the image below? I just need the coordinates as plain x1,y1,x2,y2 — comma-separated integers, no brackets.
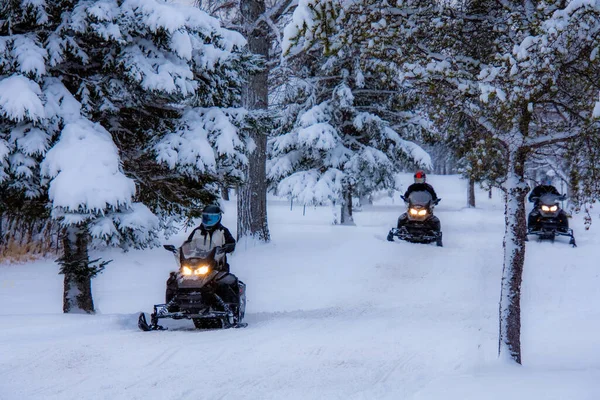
62,225,95,313
340,185,355,225
359,193,372,207
489,188,493,199
221,185,230,201
468,177,476,208
498,146,529,364
238,0,270,242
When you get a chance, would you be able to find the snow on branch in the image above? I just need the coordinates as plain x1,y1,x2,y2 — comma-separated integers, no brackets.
524,130,583,149
155,107,248,176
12,35,48,78
277,168,344,206
0,75,46,123
41,118,136,215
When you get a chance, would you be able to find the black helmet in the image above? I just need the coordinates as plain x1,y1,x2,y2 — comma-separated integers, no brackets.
201,205,222,228
414,170,426,184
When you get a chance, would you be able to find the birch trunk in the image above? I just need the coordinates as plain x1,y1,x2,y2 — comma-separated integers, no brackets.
62,225,95,314
238,0,270,242
498,146,529,364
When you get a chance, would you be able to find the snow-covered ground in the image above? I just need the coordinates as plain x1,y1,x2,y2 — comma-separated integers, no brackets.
1,174,599,399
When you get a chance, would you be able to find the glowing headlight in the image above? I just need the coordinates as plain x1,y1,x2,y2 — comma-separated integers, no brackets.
541,205,550,212
194,266,210,275
418,209,428,216
409,208,419,216
549,205,558,212
182,266,193,276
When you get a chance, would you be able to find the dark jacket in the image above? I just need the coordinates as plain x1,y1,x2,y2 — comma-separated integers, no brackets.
185,223,236,254
404,183,438,202
528,185,560,203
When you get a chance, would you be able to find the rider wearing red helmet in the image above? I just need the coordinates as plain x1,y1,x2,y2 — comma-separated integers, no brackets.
403,170,438,201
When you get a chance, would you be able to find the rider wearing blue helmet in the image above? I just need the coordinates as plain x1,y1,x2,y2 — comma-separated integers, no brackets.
186,204,236,261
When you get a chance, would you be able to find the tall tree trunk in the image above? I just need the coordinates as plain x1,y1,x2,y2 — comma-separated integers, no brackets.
221,184,230,201
340,185,355,225
238,0,270,242
468,177,476,208
62,225,95,313
498,146,529,364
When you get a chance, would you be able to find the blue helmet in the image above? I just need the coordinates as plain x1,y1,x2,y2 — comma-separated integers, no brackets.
201,205,222,228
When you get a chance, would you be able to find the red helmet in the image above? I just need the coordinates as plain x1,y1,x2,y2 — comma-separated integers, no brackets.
414,170,426,184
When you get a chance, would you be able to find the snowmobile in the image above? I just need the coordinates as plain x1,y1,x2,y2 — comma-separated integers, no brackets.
387,191,443,247
527,193,576,247
138,243,247,331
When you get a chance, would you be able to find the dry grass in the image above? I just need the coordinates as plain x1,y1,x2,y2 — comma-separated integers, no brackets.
0,238,60,264
0,218,61,264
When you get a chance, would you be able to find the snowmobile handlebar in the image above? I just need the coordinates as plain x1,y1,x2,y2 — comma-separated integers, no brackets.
163,244,233,254
164,244,230,258
163,244,177,253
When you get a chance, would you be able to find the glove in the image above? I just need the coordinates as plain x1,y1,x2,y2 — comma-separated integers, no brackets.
220,244,235,254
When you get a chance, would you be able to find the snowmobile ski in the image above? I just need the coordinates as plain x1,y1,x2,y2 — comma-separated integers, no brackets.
138,312,166,331
527,227,577,247
388,227,443,247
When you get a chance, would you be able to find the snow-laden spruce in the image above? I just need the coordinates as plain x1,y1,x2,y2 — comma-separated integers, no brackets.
0,0,253,312
274,0,432,224
1,0,249,247
270,89,431,212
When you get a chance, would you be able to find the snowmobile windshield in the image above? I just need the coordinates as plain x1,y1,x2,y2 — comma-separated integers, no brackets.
408,191,433,206
180,239,214,260
539,193,562,205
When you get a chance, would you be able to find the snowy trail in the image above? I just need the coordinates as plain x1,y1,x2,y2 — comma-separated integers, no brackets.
1,175,600,399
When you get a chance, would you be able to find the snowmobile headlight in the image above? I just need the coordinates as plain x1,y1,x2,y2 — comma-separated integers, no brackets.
418,209,428,216
541,205,551,212
182,266,193,276
549,205,558,212
194,265,210,275
409,208,419,216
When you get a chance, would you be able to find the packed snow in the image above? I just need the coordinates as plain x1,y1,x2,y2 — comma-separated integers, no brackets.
1,174,600,399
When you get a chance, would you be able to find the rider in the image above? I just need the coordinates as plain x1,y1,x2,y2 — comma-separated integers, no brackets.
166,204,238,305
184,204,236,267
397,170,440,231
403,170,438,202
527,176,568,232
528,182,561,203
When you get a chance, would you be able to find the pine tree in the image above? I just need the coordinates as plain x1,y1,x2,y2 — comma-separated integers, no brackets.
275,0,432,224
0,0,254,312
